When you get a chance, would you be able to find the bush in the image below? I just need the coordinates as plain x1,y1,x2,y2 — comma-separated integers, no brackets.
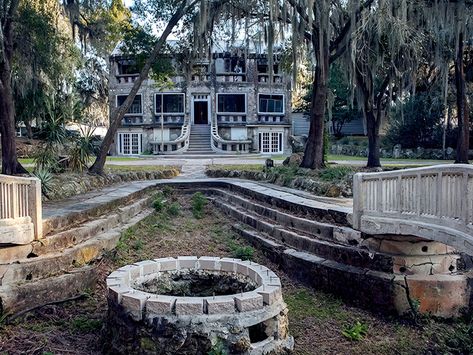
152,194,165,212
191,192,207,219
318,166,354,182
166,202,180,216
342,321,368,341
231,245,254,261
32,168,54,195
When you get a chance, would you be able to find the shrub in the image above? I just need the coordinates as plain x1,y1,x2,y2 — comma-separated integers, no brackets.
32,168,54,195
152,195,165,212
318,166,354,182
191,192,207,219
166,202,180,216
231,245,254,261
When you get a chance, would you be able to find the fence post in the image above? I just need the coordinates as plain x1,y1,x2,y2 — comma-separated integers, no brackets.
28,178,43,240
352,173,363,230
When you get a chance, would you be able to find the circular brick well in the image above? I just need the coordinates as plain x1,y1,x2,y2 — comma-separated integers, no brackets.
105,256,294,354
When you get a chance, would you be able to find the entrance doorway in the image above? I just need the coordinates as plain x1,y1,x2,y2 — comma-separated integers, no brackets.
193,101,208,124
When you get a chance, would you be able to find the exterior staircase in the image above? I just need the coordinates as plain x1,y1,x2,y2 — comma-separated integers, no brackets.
187,124,214,154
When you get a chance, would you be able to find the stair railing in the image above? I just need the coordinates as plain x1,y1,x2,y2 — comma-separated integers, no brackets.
210,113,252,154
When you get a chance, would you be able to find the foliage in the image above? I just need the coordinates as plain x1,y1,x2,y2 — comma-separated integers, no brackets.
208,338,227,355
152,194,165,212
384,93,453,149
68,127,96,172
191,192,207,219
71,316,102,333
230,245,254,261
342,321,368,341
32,169,54,195
166,202,181,216
318,166,354,182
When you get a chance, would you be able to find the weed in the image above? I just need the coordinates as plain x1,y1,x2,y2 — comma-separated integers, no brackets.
162,186,174,197
152,196,165,212
71,316,102,333
191,192,207,219
208,338,227,355
231,245,254,260
285,289,347,321
133,238,144,251
342,321,368,341
166,202,180,216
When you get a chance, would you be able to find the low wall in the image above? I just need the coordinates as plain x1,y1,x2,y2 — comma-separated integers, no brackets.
330,144,473,160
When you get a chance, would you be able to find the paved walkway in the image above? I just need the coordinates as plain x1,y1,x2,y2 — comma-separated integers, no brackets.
42,177,352,223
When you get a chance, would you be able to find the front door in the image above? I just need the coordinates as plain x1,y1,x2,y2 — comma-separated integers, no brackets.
194,101,208,124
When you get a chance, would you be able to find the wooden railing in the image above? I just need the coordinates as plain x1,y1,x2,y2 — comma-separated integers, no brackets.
352,164,473,253
0,174,42,244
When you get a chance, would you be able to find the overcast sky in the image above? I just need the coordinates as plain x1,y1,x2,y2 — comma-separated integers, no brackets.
124,0,133,7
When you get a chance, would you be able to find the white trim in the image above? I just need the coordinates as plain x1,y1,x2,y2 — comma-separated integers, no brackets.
154,92,186,115
216,93,247,115
116,93,143,116
257,93,285,115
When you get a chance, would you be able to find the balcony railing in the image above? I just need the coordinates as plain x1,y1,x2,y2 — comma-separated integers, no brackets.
257,115,289,124
116,74,139,84
150,117,191,154
216,73,247,82
211,115,252,154
122,116,143,125
154,115,185,125
217,115,247,124
257,74,284,84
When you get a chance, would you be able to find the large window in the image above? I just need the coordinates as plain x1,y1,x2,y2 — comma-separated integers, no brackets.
258,94,284,114
117,133,142,155
155,93,185,114
116,94,142,115
217,94,246,113
117,59,139,75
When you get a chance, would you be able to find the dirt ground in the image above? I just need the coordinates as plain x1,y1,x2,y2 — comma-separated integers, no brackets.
0,191,471,354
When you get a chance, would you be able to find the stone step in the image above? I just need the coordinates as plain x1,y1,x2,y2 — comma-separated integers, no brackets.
0,209,152,286
0,197,150,264
211,195,462,275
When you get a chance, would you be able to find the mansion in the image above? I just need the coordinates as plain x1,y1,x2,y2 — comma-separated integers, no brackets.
109,45,292,156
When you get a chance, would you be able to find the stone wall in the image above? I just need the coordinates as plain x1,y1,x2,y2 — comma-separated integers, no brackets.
45,168,180,201
330,143,473,160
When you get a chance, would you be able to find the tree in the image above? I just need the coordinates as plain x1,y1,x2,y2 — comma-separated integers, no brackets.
0,0,27,174
89,0,198,174
275,0,375,169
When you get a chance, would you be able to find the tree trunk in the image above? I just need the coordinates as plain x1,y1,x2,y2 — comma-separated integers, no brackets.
25,119,33,139
0,0,26,175
366,110,381,168
454,31,469,164
300,28,329,169
88,0,190,175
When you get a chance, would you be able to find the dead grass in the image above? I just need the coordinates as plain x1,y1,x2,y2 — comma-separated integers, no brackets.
0,190,470,354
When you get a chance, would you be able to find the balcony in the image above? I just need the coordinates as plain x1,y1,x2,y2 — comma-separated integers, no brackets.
122,116,143,125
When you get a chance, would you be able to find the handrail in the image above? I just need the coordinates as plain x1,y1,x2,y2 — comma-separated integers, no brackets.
0,174,42,243
210,112,252,154
150,116,191,154
352,164,473,253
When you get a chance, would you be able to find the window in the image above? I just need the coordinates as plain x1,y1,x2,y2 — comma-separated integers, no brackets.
117,59,139,75
258,94,284,114
117,133,142,155
259,131,283,154
116,95,142,115
217,94,246,113
155,93,185,114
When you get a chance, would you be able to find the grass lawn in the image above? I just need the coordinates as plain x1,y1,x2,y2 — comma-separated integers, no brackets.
103,165,181,172
327,154,453,164
1,191,468,354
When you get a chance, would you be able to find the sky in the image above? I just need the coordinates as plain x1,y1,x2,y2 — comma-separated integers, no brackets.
124,0,133,7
